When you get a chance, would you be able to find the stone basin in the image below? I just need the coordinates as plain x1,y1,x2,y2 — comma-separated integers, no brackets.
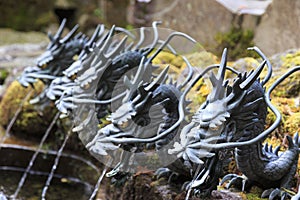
0,143,100,200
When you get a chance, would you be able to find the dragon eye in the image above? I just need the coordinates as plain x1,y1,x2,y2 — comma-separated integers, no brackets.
84,84,90,90
135,117,148,126
209,124,220,131
119,121,129,129
70,74,77,80
41,63,47,69
73,54,79,61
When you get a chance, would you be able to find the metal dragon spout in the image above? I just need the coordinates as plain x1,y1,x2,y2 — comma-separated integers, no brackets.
18,19,89,88
168,47,299,200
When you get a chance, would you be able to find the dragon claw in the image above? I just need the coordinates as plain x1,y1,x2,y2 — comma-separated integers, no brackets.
220,174,248,192
261,188,289,200
155,168,180,183
155,168,172,179
269,188,281,200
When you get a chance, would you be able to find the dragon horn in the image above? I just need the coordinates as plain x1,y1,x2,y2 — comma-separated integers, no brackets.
145,65,169,91
177,56,194,90
138,85,147,97
133,27,145,50
135,92,152,110
100,25,116,53
47,32,54,42
125,56,146,88
147,32,196,63
239,60,266,90
86,24,104,48
54,18,66,41
106,35,128,59
217,48,227,80
208,48,227,101
123,57,147,102
60,24,79,44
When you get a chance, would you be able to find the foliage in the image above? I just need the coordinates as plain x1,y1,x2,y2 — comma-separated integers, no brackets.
215,27,257,60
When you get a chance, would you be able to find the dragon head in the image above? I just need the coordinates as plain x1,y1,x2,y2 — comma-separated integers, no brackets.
63,24,105,79
192,48,266,143
17,19,88,88
99,59,169,139
36,19,87,78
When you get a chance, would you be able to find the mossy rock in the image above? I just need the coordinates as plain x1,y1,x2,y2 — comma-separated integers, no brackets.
152,51,184,69
284,112,300,135
0,28,48,46
0,69,9,85
266,71,300,98
280,50,300,69
182,51,219,68
0,80,57,139
264,50,300,139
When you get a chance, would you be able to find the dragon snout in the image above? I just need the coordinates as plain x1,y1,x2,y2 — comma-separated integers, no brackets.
100,123,121,136
17,66,41,87
36,51,54,68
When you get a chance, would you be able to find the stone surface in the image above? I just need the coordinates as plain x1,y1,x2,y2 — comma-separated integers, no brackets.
253,0,300,56
0,0,299,57
151,0,234,49
150,0,299,56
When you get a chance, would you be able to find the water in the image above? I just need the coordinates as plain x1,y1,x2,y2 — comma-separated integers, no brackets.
41,129,73,200
1,171,92,200
0,91,106,199
12,112,60,199
0,143,100,200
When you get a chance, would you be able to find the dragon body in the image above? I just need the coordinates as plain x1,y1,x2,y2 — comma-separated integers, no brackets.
229,80,299,191
87,58,193,181
171,48,300,199
15,19,300,199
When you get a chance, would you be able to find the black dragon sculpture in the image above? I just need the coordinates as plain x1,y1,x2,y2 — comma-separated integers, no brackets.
167,48,300,200
56,23,195,127
84,54,194,183
14,18,300,199
17,19,89,88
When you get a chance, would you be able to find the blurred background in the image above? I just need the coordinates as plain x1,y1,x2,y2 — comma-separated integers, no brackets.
0,0,299,57
0,1,299,199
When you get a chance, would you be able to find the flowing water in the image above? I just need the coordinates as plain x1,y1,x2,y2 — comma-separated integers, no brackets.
0,109,102,200
41,129,73,200
12,112,60,199
0,84,108,199
0,90,33,150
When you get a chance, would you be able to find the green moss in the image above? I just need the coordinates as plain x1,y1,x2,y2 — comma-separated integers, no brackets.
0,69,9,85
284,112,300,135
182,51,219,68
0,80,56,138
281,51,300,68
152,51,184,68
215,27,257,60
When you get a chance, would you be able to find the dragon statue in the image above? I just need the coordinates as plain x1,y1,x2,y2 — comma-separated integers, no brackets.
167,48,300,200
85,43,299,200
14,19,300,199
17,19,88,88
